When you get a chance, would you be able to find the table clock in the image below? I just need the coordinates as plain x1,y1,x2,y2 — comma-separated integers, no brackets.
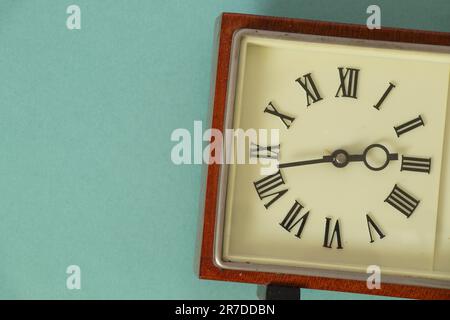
198,13,450,299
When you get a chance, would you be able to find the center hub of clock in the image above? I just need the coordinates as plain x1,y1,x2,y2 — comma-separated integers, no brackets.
331,149,350,168
335,153,347,164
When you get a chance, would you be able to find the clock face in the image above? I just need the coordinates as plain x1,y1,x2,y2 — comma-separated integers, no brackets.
218,30,450,286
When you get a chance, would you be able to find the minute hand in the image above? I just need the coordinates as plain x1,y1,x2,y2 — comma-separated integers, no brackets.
278,155,333,169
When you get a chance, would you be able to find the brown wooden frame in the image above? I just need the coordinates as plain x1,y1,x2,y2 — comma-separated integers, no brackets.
198,12,450,300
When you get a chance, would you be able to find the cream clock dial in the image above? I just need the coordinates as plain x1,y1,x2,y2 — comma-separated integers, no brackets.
217,30,450,287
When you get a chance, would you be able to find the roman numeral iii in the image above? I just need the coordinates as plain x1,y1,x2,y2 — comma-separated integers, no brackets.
385,184,420,218
250,143,280,159
296,73,323,107
401,156,431,174
264,102,295,129
323,218,343,249
280,200,310,239
253,170,288,209
335,67,360,99
394,115,424,137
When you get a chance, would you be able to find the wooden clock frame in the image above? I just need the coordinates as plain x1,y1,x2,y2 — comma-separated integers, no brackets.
198,12,450,300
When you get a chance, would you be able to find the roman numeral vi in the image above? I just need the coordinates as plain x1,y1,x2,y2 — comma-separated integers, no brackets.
323,218,343,249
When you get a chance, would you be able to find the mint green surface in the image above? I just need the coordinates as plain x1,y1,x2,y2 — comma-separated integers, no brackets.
0,0,447,300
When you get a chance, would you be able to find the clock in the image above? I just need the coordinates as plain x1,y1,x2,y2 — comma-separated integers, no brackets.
198,13,450,299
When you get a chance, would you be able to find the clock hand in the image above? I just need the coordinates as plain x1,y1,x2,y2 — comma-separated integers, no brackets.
346,144,398,171
278,144,398,171
278,156,333,169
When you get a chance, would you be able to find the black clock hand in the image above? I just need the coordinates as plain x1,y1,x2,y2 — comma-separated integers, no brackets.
345,144,398,171
278,156,334,169
278,144,398,171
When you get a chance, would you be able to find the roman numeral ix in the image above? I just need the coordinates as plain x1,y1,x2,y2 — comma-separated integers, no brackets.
394,115,424,137
253,170,288,209
323,218,343,249
295,73,323,107
264,102,295,129
280,200,310,239
250,143,280,159
385,184,420,218
401,156,431,174
335,67,360,99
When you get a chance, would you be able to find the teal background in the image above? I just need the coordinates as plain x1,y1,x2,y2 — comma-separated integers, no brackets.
0,0,448,299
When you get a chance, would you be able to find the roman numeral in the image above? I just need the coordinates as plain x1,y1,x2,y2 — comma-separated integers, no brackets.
253,170,288,209
401,156,431,174
264,102,295,129
280,200,310,239
323,218,343,249
250,143,280,159
385,184,420,218
394,115,424,137
366,214,385,243
295,73,323,107
335,67,360,99
373,82,396,110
